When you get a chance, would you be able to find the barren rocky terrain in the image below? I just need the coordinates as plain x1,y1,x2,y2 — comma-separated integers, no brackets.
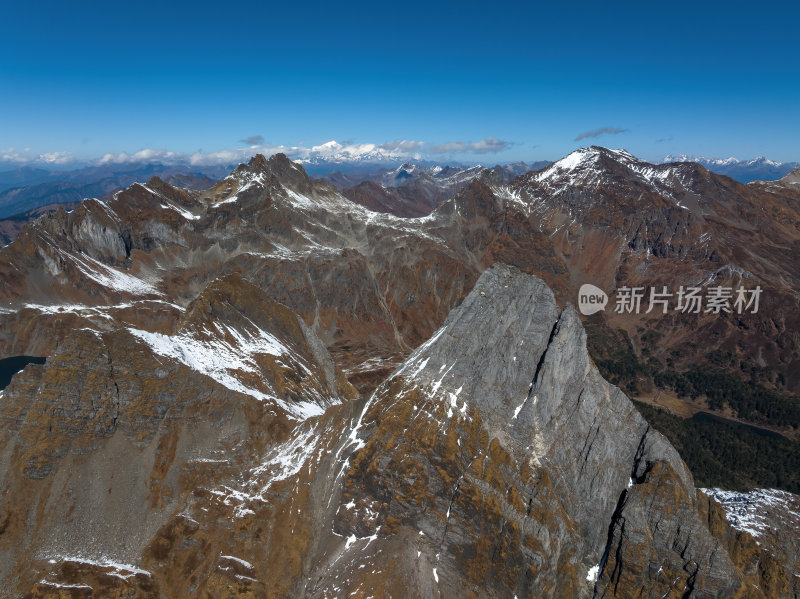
0,151,798,597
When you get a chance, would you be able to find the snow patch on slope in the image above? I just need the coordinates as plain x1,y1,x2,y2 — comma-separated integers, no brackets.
43,556,150,580
700,488,798,541
250,425,320,485
586,563,599,582
160,202,200,220
127,325,326,420
71,253,160,296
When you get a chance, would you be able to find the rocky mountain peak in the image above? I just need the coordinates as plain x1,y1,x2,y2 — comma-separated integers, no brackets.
513,146,723,214
396,161,415,172
248,152,270,169
227,152,314,196
535,146,660,184
326,265,790,597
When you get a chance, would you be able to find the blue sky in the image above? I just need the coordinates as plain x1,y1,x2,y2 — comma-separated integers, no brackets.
1,0,798,166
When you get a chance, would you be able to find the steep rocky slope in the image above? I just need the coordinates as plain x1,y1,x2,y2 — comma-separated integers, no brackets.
324,266,795,598
2,266,796,597
0,272,357,594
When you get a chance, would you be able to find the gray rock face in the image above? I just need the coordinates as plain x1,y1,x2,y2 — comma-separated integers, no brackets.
320,264,783,597
73,200,129,263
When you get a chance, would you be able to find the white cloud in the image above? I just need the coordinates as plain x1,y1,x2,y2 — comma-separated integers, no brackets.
378,139,426,152
188,145,304,166
38,151,74,164
0,136,511,169
1,147,36,164
429,137,512,154
0,148,75,165
98,149,183,165
95,145,299,168
1,152,28,163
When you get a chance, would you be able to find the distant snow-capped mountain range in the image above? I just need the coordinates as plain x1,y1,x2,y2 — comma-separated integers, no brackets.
4,138,798,184
1,146,798,221
662,154,800,183
305,147,800,183
290,141,424,172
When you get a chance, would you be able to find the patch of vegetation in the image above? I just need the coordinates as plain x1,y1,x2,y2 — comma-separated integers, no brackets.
633,400,800,494
584,316,655,395
584,317,800,430
654,365,800,429
584,319,800,493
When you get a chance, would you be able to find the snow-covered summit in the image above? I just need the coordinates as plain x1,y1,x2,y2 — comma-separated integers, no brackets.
530,146,694,199
535,147,635,181
298,140,423,166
